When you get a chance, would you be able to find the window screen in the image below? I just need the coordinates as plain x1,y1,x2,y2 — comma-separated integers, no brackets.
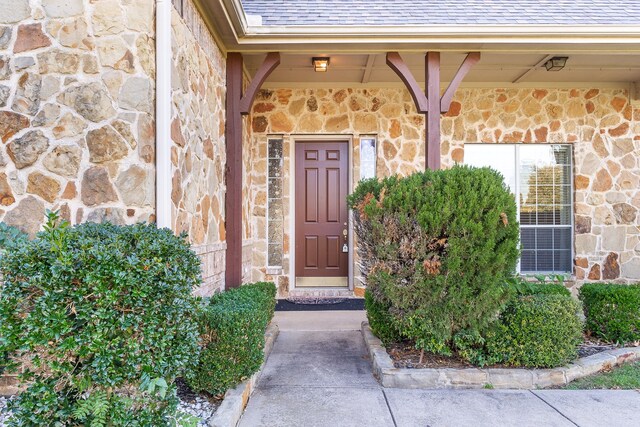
465,144,573,274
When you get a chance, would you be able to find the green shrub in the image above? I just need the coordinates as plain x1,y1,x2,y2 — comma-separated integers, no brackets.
580,283,640,343
0,222,28,252
187,282,276,396
0,223,29,373
0,222,29,246
507,277,571,297
364,289,402,345
221,281,277,321
349,166,520,354
485,294,583,368
0,213,201,426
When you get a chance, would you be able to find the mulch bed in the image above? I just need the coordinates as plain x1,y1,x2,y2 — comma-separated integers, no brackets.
388,335,622,369
388,342,475,369
577,336,617,358
175,378,222,405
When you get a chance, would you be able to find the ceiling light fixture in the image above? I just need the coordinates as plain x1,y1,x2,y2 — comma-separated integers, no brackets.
312,57,330,72
544,56,568,71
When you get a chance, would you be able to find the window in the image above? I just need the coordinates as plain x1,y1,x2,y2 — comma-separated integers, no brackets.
359,137,377,180
465,144,573,274
267,138,284,267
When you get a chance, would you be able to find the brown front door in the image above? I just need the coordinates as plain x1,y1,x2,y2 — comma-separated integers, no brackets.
295,141,349,287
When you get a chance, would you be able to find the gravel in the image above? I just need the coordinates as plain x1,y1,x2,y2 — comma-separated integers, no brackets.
0,396,13,426
175,378,221,426
177,394,220,426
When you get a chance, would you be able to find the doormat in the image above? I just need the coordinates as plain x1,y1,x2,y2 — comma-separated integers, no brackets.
287,297,347,305
276,298,365,311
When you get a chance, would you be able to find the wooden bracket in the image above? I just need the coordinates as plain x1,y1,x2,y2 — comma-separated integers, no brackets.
441,52,481,112
386,52,428,113
239,52,281,114
386,51,480,170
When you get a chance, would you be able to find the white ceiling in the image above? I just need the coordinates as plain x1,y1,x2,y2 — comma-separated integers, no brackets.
243,52,640,86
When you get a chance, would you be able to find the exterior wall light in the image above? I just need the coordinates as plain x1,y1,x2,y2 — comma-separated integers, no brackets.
544,56,568,71
312,57,330,72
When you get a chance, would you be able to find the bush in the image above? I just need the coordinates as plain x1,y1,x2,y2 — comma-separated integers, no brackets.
507,277,571,297
222,281,277,321
0,223,28,252
484,294,583,368
0,214,201,426
349,166,520,354
0,224,28,372
580,283,640,343
186,282,276,396
364,289,402,345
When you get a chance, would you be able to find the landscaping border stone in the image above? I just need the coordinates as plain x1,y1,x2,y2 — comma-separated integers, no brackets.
209,322,279,427
361,322,640,389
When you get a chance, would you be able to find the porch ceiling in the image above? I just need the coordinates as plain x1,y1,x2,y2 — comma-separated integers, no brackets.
193,0,640,87
243,52,640,87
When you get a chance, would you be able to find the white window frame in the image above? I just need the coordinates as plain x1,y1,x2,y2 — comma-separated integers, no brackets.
466,143,574,275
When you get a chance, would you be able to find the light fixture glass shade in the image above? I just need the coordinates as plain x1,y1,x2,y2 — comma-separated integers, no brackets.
544,56,568,71
312,57,330,72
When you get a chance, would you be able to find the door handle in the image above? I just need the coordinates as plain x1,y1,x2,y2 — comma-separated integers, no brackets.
343,229,348,240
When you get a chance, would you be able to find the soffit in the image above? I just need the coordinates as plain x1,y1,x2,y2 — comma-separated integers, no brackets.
243,52,640,86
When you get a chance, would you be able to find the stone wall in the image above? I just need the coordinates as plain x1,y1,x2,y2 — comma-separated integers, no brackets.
242,73,258,284
249,87,640,295
442,88,639,283
0,0,156,235
170,0,227,295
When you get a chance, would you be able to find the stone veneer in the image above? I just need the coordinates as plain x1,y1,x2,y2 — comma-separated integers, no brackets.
0,0,255,295
2,2,639,298
0,0,157,234
170,0,229,295
249,87,640,296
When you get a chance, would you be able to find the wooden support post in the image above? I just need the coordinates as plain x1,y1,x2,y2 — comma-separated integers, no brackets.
225,52,280,289
425,52,441,170
225,52,243,289
386,51,480,171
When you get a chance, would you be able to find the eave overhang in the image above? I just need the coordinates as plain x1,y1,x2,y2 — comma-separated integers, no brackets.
196,0,640,54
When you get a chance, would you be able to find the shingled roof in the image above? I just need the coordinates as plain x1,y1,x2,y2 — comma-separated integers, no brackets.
241,0,640,26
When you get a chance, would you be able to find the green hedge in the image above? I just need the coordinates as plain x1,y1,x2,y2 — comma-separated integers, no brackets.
364,290,402,345
0,223,28,252
349,166,520,355
217,281,277,321
580,283,640,343
485,294,583,368
0,213,201,426
186,282,276,396
508,278,571,297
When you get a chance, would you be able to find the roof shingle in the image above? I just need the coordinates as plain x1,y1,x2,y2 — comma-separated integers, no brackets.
241,0,640,26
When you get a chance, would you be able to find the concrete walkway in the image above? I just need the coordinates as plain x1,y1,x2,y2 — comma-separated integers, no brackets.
239,311,640,427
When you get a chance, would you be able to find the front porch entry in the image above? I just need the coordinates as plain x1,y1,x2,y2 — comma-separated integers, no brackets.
294,141,350,288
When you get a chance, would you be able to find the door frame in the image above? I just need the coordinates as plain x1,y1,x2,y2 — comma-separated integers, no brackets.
289,135,354,292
